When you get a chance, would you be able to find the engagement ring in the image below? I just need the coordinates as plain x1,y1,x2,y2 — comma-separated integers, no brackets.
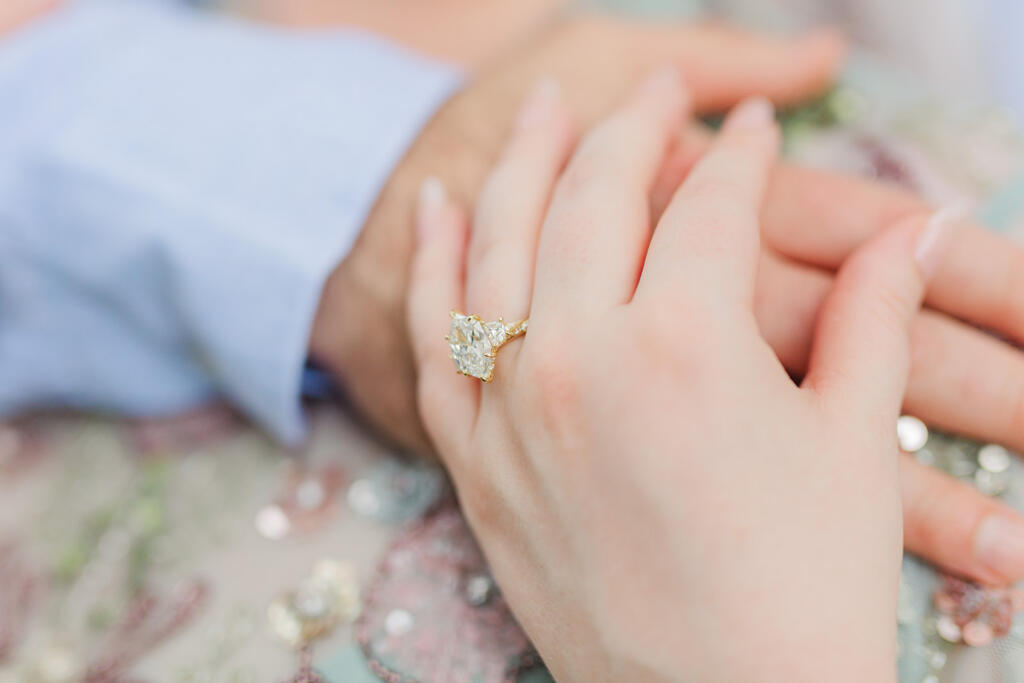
447,311,528,382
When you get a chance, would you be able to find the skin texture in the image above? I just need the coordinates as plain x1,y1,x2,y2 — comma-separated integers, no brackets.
311,18,848,454
407,75,940,681
6,6,1024,588
310,16,1024,587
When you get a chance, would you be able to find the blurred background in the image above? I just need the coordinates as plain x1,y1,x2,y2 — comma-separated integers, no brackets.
223,0,1024,123
0,1,1022,683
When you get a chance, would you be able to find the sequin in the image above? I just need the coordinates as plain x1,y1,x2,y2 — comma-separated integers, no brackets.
465,574,496,607
974,468,1008,496
346,459,445,523
936,615,962,643
978,444,1012,473
356,505,540,682
897,415,929,452
384,609,414,636
914,447,936,467
346,480,381,518
272,465,347,536
255,505,291,540
932,575,1024,650
949,451,978,477
962,620,994,646
267,560,360,649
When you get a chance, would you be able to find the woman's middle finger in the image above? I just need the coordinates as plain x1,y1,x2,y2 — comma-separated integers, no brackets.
463,78,576,325
530,67,690,320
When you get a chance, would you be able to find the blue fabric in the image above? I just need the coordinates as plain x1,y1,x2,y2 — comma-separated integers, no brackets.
0,0,460,443
983,0,1024,125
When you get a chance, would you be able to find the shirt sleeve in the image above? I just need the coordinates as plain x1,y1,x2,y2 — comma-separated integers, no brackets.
0,0,461,444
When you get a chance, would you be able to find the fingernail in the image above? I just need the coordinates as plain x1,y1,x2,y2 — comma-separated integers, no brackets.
416,176,447,241
914,203,967,280
975,515,1024,582
723,97,775,130
639,66,683,98
516,77,561,130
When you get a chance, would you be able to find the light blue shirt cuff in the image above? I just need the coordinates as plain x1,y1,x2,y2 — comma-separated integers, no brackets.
0,1,461,443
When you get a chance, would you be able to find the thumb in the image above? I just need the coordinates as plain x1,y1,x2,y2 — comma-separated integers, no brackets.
803,207,963,429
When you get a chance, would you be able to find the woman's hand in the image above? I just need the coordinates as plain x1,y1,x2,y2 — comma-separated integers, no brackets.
318,13,1024,589
313,17,845,456
407,72,946,680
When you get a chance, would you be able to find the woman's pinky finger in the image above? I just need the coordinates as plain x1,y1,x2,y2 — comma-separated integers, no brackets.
407,177,476,461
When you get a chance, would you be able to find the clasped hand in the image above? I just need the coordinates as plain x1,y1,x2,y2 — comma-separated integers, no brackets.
408,71,955,681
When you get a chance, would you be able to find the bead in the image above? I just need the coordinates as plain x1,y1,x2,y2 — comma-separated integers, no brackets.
936,615,962,643
464,574,495,607
974,468,1008,496
962,620,994,647
346,480,381,518
347,460,444,523
385,609,414,636
255,504,291,540
978,444,1012,474
897,416,929,452
268,560,360,648
914,447,936,466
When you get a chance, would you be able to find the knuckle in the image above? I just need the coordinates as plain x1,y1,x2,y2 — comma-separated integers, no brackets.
629,299,728,377
867,285,915,339
841,252,918,333
636,300,689,345
516,339,582,423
